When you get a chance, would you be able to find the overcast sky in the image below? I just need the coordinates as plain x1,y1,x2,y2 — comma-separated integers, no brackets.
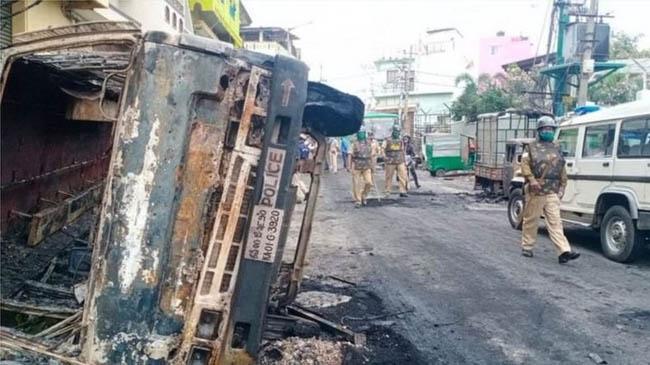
244,0,650,96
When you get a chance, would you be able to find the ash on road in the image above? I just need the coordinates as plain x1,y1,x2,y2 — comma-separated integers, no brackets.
302,169,650,365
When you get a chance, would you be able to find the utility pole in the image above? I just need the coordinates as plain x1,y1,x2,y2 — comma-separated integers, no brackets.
396,53,414,136
577,0,599,106
552,0,570,116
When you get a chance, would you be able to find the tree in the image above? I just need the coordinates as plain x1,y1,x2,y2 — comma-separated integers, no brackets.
609,32,650,59
450,73,512,121
589,32,650,105
589,73,643,106
450,73,479,121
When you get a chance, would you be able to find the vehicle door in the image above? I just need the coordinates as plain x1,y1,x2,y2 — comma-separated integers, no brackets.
615,117,650,210
575,122,617,210
556,127,580,210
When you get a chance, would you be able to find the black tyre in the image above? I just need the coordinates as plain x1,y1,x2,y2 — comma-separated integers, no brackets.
600,205,644,263
434,168,446,177
507,188,524,230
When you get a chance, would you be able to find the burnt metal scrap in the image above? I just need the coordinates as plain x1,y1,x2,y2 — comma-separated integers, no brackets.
1,22,363,365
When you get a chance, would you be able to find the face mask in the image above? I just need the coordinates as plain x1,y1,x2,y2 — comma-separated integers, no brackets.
357,131,366,141
539,130,555,142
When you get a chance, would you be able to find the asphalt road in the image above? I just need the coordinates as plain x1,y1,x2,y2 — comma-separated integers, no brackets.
304,168,650,365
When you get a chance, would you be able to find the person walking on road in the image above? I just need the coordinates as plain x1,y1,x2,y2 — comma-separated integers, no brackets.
341,136,350,170
403,135,421,189
383,124,408,198
349,127,373,208
328,137,340,173
520,116,580,264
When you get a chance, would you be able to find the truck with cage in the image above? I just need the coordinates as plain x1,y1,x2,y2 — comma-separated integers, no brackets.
474,109,548,196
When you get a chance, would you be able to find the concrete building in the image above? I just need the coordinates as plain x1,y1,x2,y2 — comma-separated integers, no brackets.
189,0,251,46
240,27,300,59
4,0,190,44
478,31,535,75
370,28,475,136
2,0,251,48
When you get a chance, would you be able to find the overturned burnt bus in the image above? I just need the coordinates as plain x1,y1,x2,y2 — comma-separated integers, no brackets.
0,22,363,364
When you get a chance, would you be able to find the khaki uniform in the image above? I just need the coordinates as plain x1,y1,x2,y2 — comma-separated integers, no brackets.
350,141,373,204
369,139,381,173
328,138,340,173
520,140,571,254
382,138,408,194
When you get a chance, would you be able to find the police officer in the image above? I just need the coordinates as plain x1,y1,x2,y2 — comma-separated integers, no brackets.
383,124,408,197
403,135,421,189
521,116,580,264
349,127,373,208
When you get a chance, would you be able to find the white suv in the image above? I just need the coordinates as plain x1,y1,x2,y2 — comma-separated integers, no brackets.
508,100,650,262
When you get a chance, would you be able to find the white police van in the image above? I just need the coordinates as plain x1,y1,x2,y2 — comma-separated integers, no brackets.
508,99,650,262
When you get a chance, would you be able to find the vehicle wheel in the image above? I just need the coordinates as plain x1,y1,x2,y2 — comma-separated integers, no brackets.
434,169,446,177
600,205,644,263
507,188,524,230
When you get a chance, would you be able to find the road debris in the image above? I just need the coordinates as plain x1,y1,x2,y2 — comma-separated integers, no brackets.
588,352,608,364
327,275,357,287
259,337,351,365
296,291,352,308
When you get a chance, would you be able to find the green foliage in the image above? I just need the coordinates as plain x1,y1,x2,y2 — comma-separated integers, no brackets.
589,73,644,105
450,67,538,121
609,32,650,59
590,32,650,105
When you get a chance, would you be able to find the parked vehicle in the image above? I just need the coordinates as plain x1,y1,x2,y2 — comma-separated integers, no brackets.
423,133,475,176
507,100,650,262
363,112,398,141
504,138,535,227
474,110,548,194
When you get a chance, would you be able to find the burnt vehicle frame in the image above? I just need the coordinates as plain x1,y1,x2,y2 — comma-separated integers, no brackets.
0,21,362,364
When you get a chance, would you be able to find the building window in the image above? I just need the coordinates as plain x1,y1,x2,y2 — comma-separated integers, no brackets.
165,6,170,23
490,45,499,55
583,124,616,158
386,69,399,83
179,19,184,32
386,69,415,91
172,13,177,29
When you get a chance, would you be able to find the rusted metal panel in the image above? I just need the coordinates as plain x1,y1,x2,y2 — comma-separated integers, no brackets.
82,33,256,364
0,60,114,234
159,122,223,318
27,183,103,246
176,66,271,365
67,98,119,122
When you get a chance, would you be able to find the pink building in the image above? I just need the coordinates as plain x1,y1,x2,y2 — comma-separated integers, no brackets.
479,32,535,75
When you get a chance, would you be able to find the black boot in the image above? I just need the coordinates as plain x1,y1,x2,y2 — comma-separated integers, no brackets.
558,251,580,264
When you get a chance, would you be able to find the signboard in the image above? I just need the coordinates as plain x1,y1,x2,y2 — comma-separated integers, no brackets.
244,146,286,263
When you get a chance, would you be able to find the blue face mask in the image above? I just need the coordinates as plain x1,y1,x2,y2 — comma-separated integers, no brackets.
539,130,555,142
